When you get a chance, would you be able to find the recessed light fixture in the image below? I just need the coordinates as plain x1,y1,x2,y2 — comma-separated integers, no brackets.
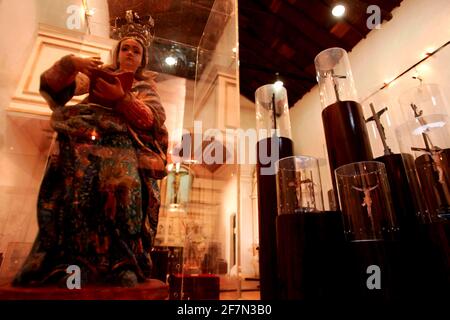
165,56,177,66
332,4,346,17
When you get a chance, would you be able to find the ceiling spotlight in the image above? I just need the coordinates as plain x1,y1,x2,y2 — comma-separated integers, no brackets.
165,56,177,66
332,4,346,17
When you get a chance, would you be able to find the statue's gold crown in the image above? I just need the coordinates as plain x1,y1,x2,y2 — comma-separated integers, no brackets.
111,10,155,47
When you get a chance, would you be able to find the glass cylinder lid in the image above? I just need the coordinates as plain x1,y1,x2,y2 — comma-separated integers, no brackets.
255,84,292,140
314,47,358,109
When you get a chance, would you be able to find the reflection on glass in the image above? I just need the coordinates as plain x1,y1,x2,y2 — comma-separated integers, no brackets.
255,84,292,140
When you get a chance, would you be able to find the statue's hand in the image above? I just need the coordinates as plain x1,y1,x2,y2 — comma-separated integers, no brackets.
72,56,103,77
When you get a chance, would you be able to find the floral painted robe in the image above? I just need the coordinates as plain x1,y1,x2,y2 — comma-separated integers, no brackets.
13,55,168,286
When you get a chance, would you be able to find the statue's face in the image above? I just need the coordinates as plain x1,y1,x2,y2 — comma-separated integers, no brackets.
118,38,143,73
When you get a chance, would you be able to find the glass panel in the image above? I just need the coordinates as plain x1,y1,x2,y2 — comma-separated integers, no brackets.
0,0,244,300
178,0,243,300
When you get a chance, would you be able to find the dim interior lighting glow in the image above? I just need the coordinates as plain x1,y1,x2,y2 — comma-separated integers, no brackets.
85,8,95,16
383,78,396,88
421,47,436,59
232,47,237,53
332,4,346,17
90,129,97,141
169,203,181,210
417,63,430,75
425,47,435,55
371,123,377,139
81,0,95,17
386,113,392,127
431,96,437,106
165,56,177,66
274,80,284,90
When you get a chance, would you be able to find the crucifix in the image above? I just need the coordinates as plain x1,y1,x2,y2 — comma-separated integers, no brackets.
170,164,189,206
297,170,317,211
260,88,283,139
352,184,379,235
365,103,392,155
410,103,450,209
409,103,446,183
329,69,346,102
412,146,445,184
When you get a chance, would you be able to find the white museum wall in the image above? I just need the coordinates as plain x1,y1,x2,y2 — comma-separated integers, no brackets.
290,0,450,209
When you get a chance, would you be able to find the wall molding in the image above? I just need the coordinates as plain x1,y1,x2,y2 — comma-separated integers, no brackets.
7,24,115,117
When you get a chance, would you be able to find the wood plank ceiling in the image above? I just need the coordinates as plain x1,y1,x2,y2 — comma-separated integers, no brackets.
238,0,403,105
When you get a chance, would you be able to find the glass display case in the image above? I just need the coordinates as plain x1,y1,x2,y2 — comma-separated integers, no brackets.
396,84,450,221
314,47,374,204
0,0,243,300
360,42,450,297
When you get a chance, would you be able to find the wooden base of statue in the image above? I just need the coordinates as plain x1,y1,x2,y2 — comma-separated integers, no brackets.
0,279,168,300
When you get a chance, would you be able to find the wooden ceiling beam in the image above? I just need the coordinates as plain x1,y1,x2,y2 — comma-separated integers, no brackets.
239,28,314,80
239,4,321,62
239,8,326,67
